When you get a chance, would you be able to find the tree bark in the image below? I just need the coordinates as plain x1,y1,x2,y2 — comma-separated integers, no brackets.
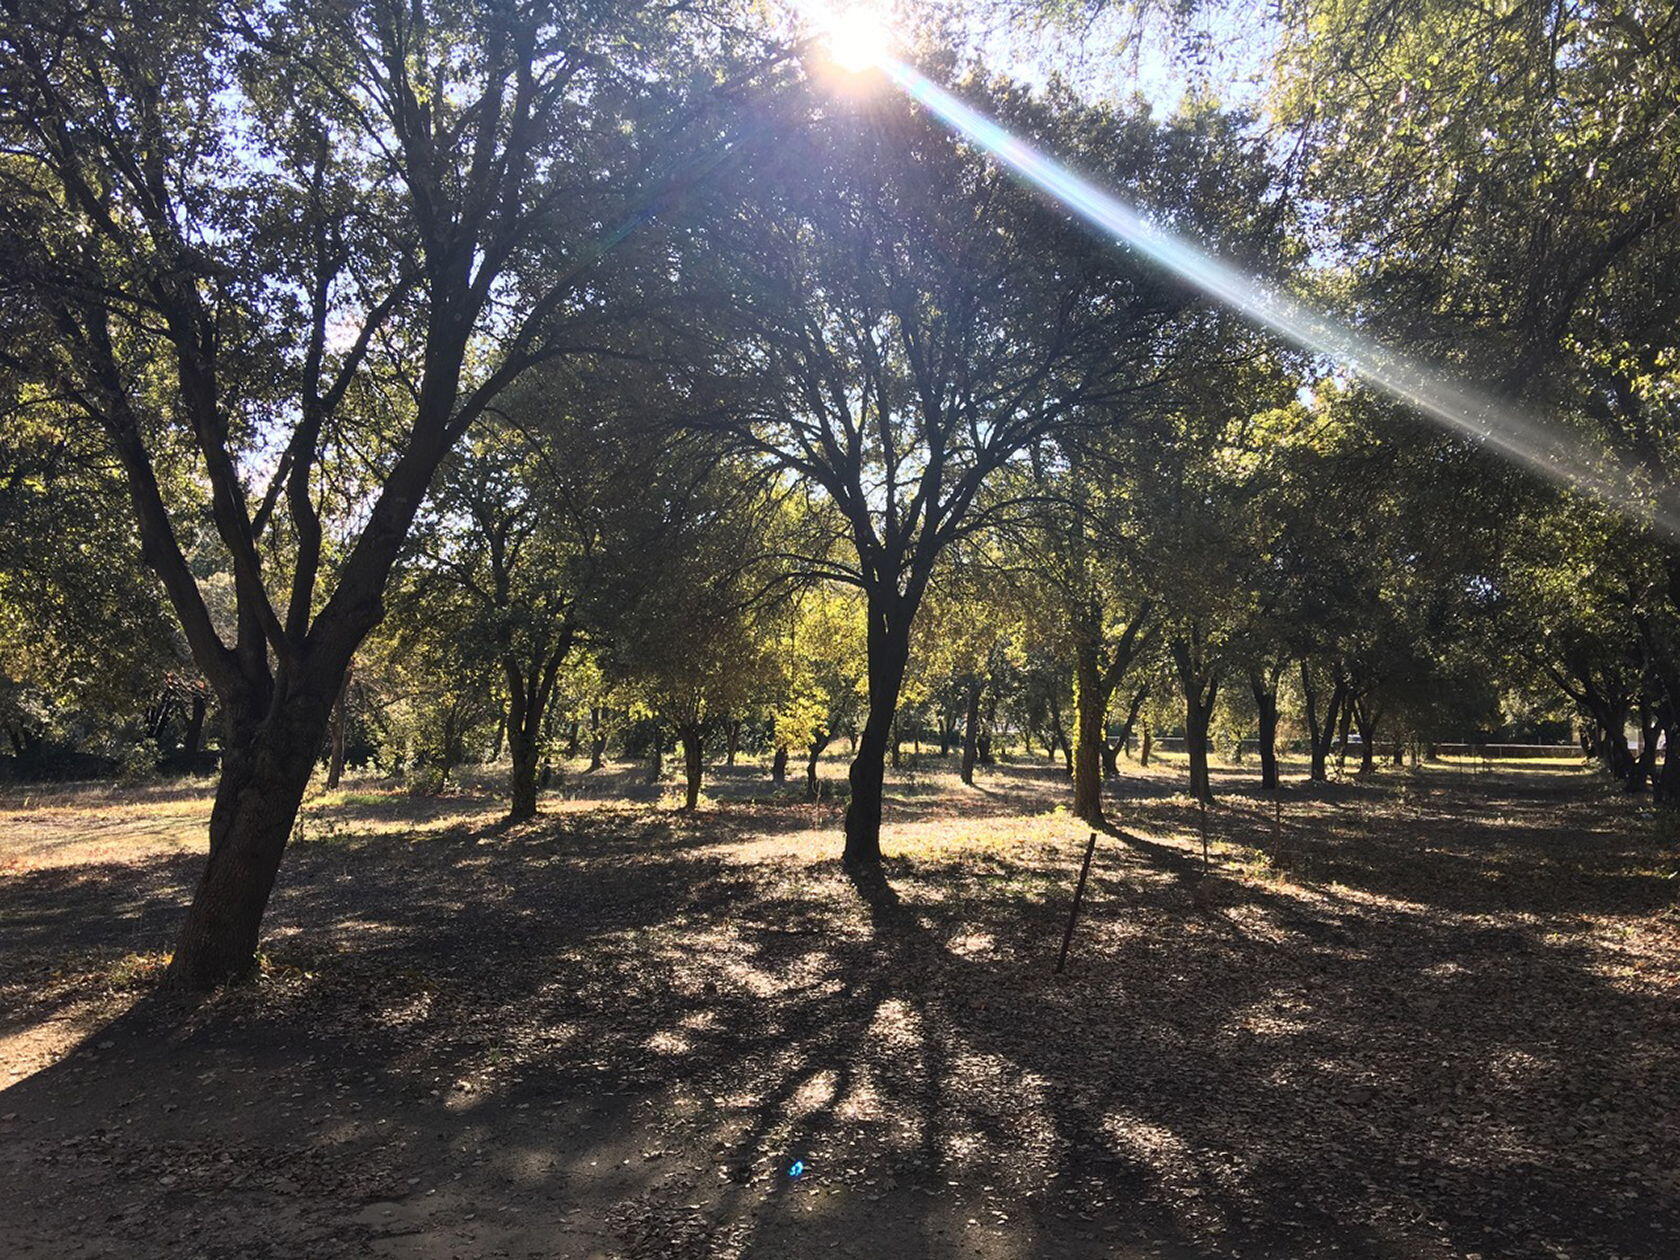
772,744,789,785
680,725,703,811
960,678,982,786
183,691,208,759
325,670,349,790
806,731,831,801
1072,637,1105,821
1302,663,1346,783
1354,697,1379,777
1173,636,1220,805
1139,719,1152,766
587,706,605,772
845,594,914,865
1250,668,1280,791
166,694,330,990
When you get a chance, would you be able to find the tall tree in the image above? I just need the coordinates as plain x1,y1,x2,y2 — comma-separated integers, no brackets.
0,0,771,986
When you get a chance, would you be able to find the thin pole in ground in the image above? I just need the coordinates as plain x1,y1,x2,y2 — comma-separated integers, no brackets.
1200,798,1210,871
1055,830,1099,975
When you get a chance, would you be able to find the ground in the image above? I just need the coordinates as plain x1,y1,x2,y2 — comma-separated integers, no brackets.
1,755,1677,1259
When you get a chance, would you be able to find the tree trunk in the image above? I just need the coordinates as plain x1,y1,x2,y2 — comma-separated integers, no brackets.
1250,669,1279,791
1072,637,1106,822
1334,697,1353,775
806,732,831,802
325,668,350,790
1658,720,1680,804
1173,638,1220,805
504,642,567,824
1302,664,1346,783
772,744,789,785
1100,740,1119,779
725,718,741,767
646,731,663,785
183,692,208,759
1353,698,1379,777
1184,690,1215,804
1140,720,1152,766
845,598,914,865
680,725,703,811
960,679,982,786
165,696,329,990
587,706,605,772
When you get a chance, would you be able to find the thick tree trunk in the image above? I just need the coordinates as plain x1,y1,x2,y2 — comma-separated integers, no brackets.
845,599,913,866
772,744,789,785
960,680,982,786
508,732,540,820
165,696,329,990
680,725,703,811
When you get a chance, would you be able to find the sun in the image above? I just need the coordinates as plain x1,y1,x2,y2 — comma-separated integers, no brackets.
817,6,894,74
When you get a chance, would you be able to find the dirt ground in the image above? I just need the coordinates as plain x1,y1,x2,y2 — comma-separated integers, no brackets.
1,755,1676,1259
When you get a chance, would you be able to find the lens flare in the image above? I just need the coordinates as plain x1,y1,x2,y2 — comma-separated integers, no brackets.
870,56,1679,537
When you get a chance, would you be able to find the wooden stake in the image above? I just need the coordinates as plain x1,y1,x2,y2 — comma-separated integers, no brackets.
1055,831,1099,975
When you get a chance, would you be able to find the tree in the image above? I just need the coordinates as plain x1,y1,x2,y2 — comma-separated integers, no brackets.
0,0,776,986
691,76,1256,862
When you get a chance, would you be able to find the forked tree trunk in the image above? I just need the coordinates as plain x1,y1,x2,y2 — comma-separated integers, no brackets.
806,731,830,801
504,640,568,823
1302,664,1346,783
1172,638,1220,805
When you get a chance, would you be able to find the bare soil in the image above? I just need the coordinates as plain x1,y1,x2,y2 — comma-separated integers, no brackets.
1,757,1676,1258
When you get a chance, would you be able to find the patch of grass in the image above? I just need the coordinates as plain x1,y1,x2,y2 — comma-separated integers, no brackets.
102,950,170,991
